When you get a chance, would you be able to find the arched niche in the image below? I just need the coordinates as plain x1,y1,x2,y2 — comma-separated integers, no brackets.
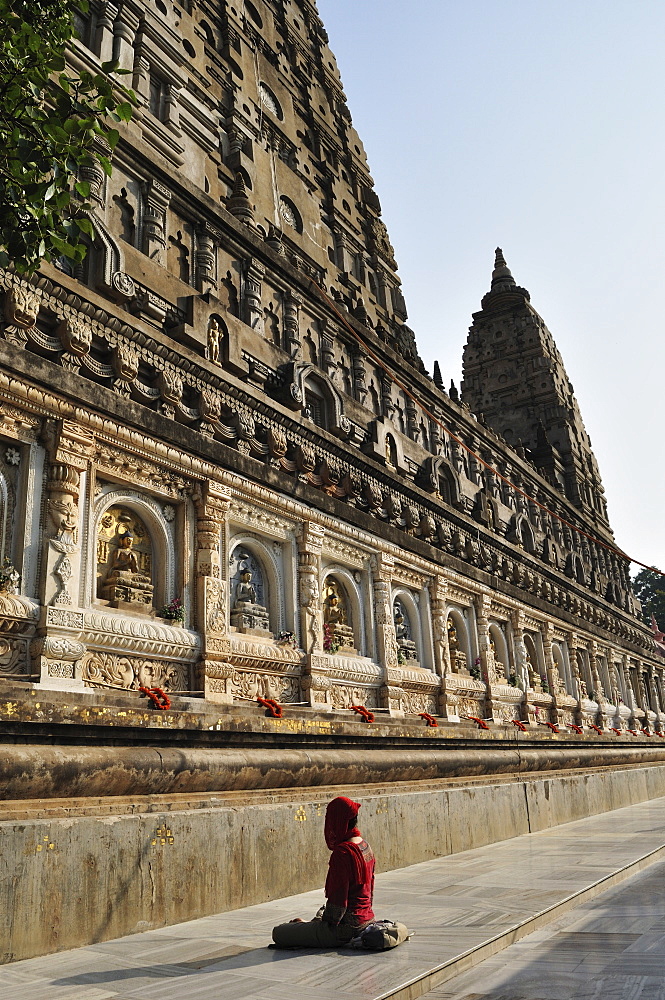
92,492,174,614
290,363,350,438
524,632,546,689
384,432,398,470
322,570,362,654
576,648,595,699
418,455,460,506
392,590,421,665
488,622,510,677
446,606,471,672
518,517,536,554
597,654,613,704
228,537,281,636
552,642,574,697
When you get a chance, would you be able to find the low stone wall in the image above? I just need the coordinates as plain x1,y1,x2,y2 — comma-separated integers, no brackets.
4,754,665,963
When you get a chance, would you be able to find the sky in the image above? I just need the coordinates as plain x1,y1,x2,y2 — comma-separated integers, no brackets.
317,0,665,577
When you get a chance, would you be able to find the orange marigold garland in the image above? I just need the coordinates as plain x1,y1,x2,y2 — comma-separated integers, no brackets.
257,696,283,718
588,724,604,735
139,686,171,710
567,723,583,734
511,720,528,732
351,705,374,723
419,712,438,727
540,721,560,733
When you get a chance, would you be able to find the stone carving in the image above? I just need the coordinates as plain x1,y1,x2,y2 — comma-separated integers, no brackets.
206,317,222,364
331,685,379,710
97,507,154,611
229,549,271,635
82,651,189,692
323,576,355,652
3,285,40,344
206,578,227,633
393,599,418,664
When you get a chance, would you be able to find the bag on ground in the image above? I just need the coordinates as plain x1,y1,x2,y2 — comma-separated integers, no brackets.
350,919,410,950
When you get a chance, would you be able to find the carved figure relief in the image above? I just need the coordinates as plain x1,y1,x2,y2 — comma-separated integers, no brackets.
229,547,271,634
393,598,418,664
323,576,355,652
97,507,154,611
206,316,222,364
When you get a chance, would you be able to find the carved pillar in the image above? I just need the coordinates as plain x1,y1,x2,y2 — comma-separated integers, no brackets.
351,348,368,404
113,3,140,73
242,259,264,333
33,421,95,688
588,641,609,724
141,180,171,265
474,594,493,719
298,521,327,709
133,54,150,106
164,82,182,135
373,553,402,716
320,321,335,377
540,621,559,723
194,481,232,702
195,225,218,293
283,292,302,359
405,398,418,441
95,1,119,63
511,610,529,691
430,577,456,719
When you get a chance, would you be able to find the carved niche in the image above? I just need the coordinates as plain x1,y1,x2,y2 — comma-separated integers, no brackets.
393,598,419,665
229,546,271,636
322,575,356,653
97,506,154,612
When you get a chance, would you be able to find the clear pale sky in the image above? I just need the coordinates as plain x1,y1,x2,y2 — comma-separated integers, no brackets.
317,0,665,577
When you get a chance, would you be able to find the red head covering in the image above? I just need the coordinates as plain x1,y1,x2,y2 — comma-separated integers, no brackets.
324,796,361,850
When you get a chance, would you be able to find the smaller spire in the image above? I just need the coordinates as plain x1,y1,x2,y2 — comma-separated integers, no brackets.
491,247,516,291
227,172,255,226
480,246,530,309
433,360,443,388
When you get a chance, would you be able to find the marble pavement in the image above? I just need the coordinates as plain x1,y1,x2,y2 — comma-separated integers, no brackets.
5,796,665,1000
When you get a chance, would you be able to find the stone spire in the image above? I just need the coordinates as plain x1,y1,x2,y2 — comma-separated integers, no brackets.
462,249,612,535
481,247,530,309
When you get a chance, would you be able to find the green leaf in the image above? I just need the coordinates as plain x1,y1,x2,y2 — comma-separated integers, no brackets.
74,181,91,198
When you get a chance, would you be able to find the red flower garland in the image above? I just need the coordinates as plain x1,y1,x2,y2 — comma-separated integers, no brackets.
641,728,652,736
655,731,665,738
511,720,528,732
419,712,438,727
588,724,603,734
351,704,374,723
567,724,583,734
139,686,171,710
540,721,560,733
257,697,283,718
464,716,490,730
627,729,638,736
610,727,623,735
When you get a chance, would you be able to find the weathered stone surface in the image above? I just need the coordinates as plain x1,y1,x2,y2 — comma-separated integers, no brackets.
4,762,665,964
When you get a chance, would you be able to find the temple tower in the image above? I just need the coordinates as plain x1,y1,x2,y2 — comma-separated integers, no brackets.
462,249,612,537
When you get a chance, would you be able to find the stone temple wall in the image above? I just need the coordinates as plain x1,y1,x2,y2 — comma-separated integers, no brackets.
1,0,664,963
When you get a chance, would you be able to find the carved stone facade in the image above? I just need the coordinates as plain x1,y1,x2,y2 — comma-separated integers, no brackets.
0,0,661,731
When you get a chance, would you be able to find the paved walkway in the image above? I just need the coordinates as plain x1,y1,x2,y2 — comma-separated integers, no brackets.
5,798,665,1000
424,857,665,1000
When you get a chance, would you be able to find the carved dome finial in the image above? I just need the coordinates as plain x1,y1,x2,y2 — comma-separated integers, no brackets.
491,247,516,290
480,247,530,308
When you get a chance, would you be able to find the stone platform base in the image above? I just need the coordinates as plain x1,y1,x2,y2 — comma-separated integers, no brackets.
5,756,665,963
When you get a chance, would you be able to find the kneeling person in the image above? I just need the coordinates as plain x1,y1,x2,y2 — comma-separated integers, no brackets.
272,796,375,948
